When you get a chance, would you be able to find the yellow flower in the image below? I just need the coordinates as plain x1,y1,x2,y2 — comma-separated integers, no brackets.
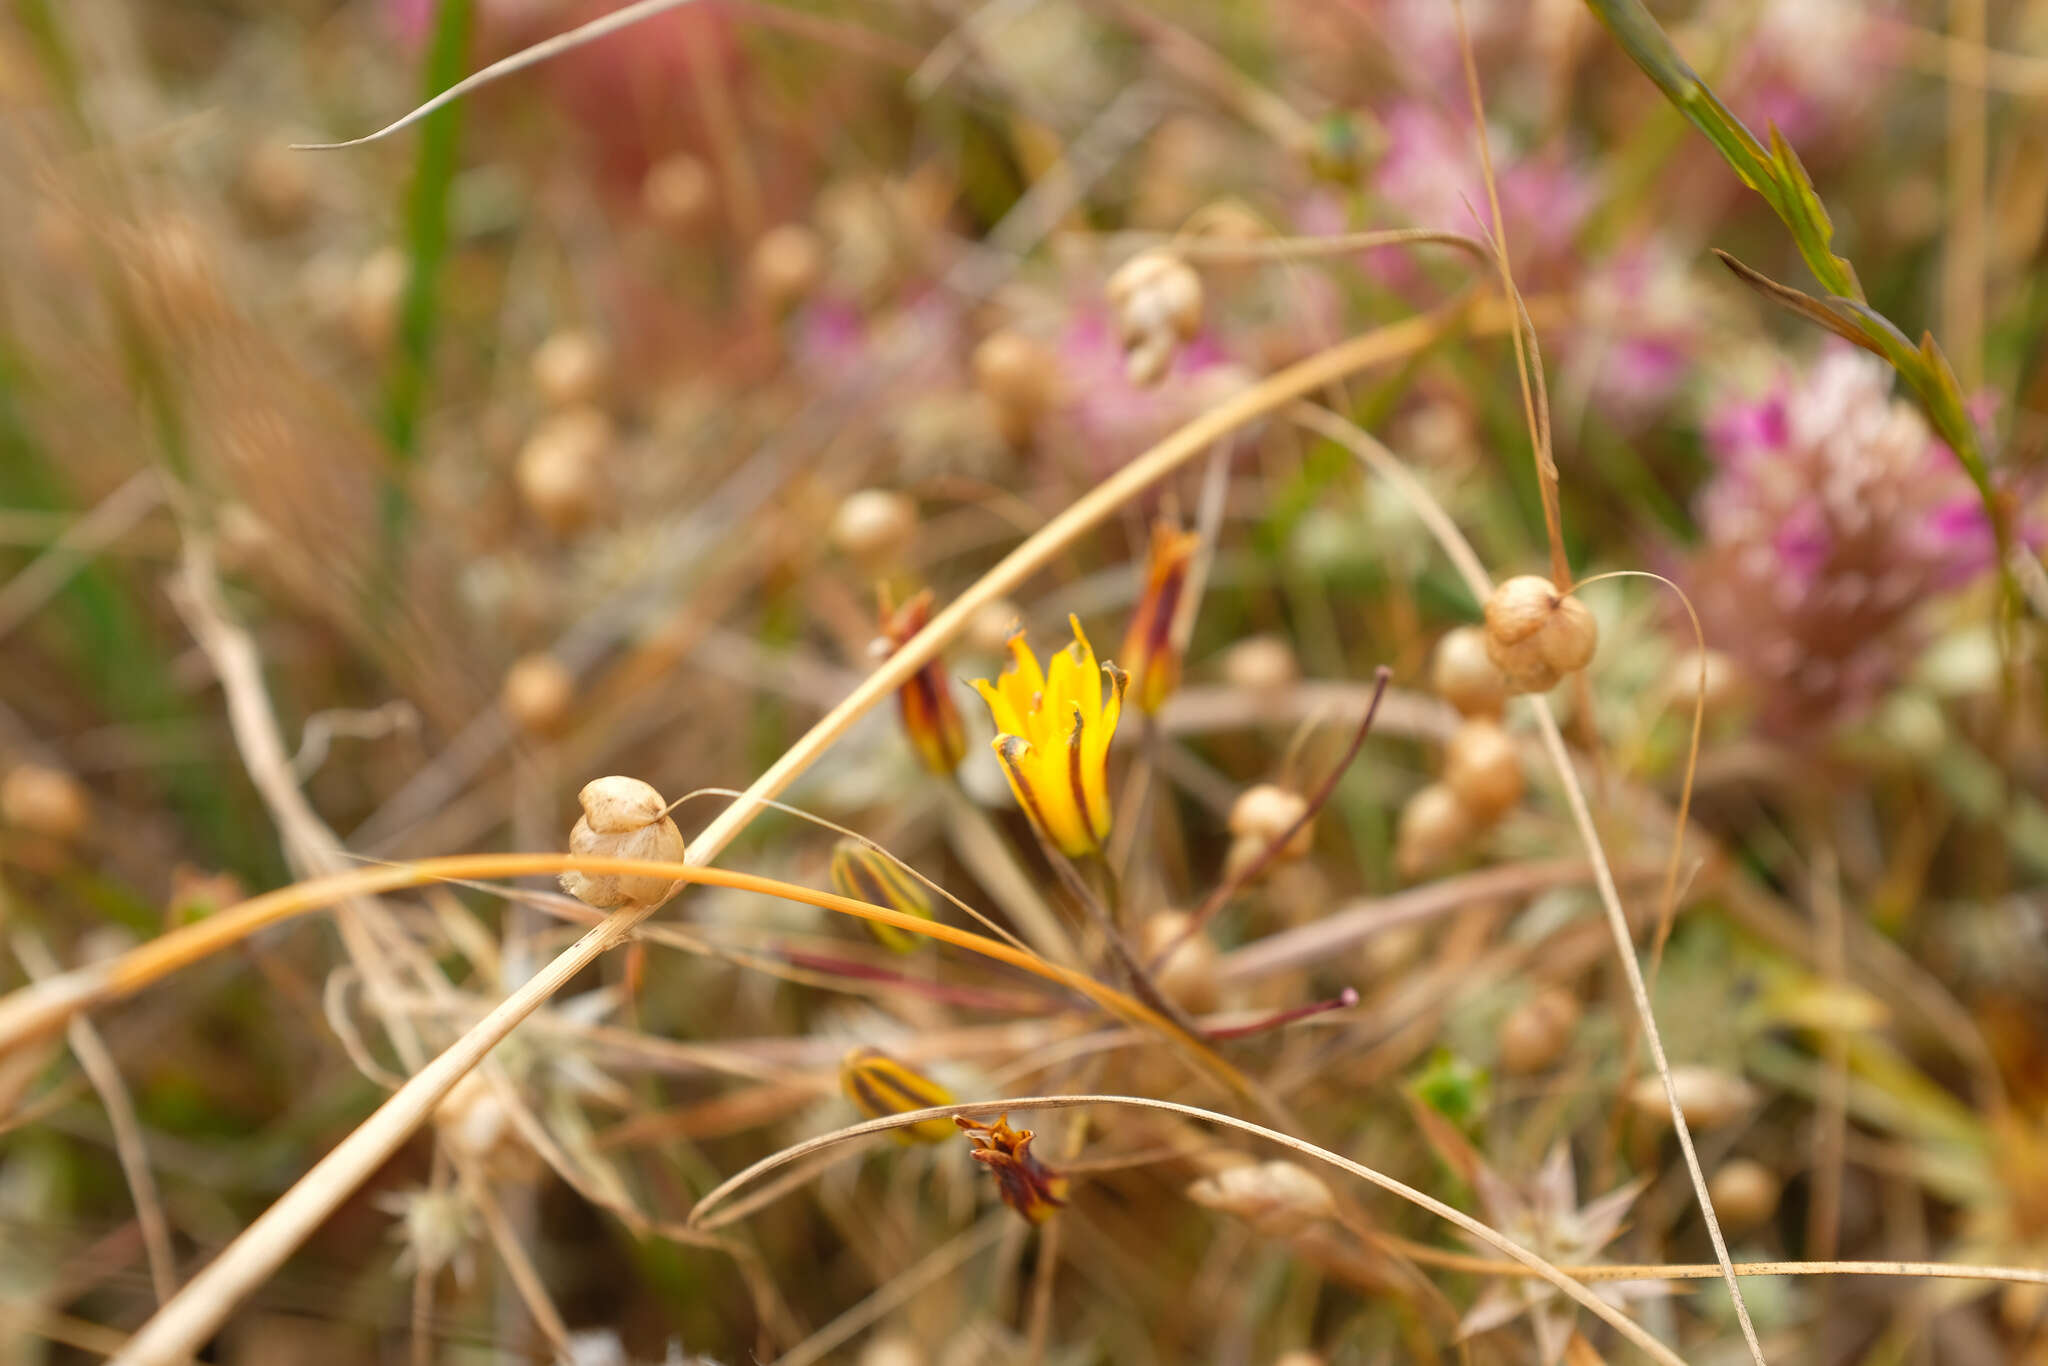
972,618,1126,859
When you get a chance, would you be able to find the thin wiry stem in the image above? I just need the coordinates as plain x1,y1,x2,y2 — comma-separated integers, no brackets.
293,0,707,149
11,927,178,1307
1293,402,1767,1366
687,1094,1693,1366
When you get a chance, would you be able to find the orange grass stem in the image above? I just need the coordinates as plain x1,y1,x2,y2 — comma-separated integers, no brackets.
0,854,1248,1098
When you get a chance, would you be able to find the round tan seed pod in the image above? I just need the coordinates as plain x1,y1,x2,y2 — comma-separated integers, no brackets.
1707,1158,1780,1235
966,598,1022,655
529,329,609,409
1228,783,1313,860
1271,1354,1325,1366
1497,985,1582,1074
1220,634,1299,692
236,140,313,233
1431,625,1509,717
515,407,612,534
1627,1066,1759,1130
830,488,916,565
347,246,408,355
434,1070,542,1185
1137,909,1219,1013
1483,575,1599,694
133,214,225,321
1662,647,1747,719
1,763,89,842
971,329,1058,442
1186,1160,1335,1236
1394,782,1474,880
857,1335,926,1366
2001,1280,2048,1336
749,223,825,313
501,654,574,737
1444,718,1524,821
559,776,686,911
1106,249,1202,386
642,153,714,231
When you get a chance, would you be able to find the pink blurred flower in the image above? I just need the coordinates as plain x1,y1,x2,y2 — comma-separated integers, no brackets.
1372,102,1593,280
1572,242,1709,421
1056,310,1252,477
1686,346,2001,738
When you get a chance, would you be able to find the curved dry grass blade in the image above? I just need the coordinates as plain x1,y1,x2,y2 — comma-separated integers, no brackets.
689,1094,1693,1366
1377,1233,2048,1287
294,0,707,150
93,304,1505,1366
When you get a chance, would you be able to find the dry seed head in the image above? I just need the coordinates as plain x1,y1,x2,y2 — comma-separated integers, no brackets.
1,763,89,842
347,246,408,355
1186,1160,1335,1236
1430,625,1509,717
1662,647,1747,718
858,1336,926,1366
530,329,610,409
1137,909,1219,1013
642,153,714,230
1105,249,1202,387
1228,783,1313,860
1443,718,1524,821
1707,1158,1780,1235
972,329,1059,442
559,776,686,910
516,406,613,534
1628,1065,1759,1130
749,223,825,312
967,598,1023,655
1483,575,1599,694
1220,634,1299,692
1395,782,1474,880
434,1071,541,1185
501,653,574,737
1497,985,1581,1074
235,140,314,232
830,488,917,565
133,214,225,321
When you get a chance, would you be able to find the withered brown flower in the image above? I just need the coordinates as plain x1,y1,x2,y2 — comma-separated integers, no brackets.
957,1114,1070,1224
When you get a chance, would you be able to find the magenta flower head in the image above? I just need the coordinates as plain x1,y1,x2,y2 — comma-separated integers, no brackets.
1686,346,2004,738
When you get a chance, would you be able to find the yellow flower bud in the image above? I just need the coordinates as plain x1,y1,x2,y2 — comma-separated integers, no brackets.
875,588,968,777
1120,521,1200,715
829,837,937,953
839,1047,958,1143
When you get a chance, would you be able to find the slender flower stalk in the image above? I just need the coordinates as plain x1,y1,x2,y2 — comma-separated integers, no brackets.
1120,521,1200,715
876,587,968,776
972,618,1127,859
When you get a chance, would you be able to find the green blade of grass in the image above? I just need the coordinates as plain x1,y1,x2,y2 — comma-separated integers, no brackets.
377,0,473,601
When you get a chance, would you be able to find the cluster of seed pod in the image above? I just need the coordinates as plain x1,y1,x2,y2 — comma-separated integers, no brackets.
1396,576,1597,878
